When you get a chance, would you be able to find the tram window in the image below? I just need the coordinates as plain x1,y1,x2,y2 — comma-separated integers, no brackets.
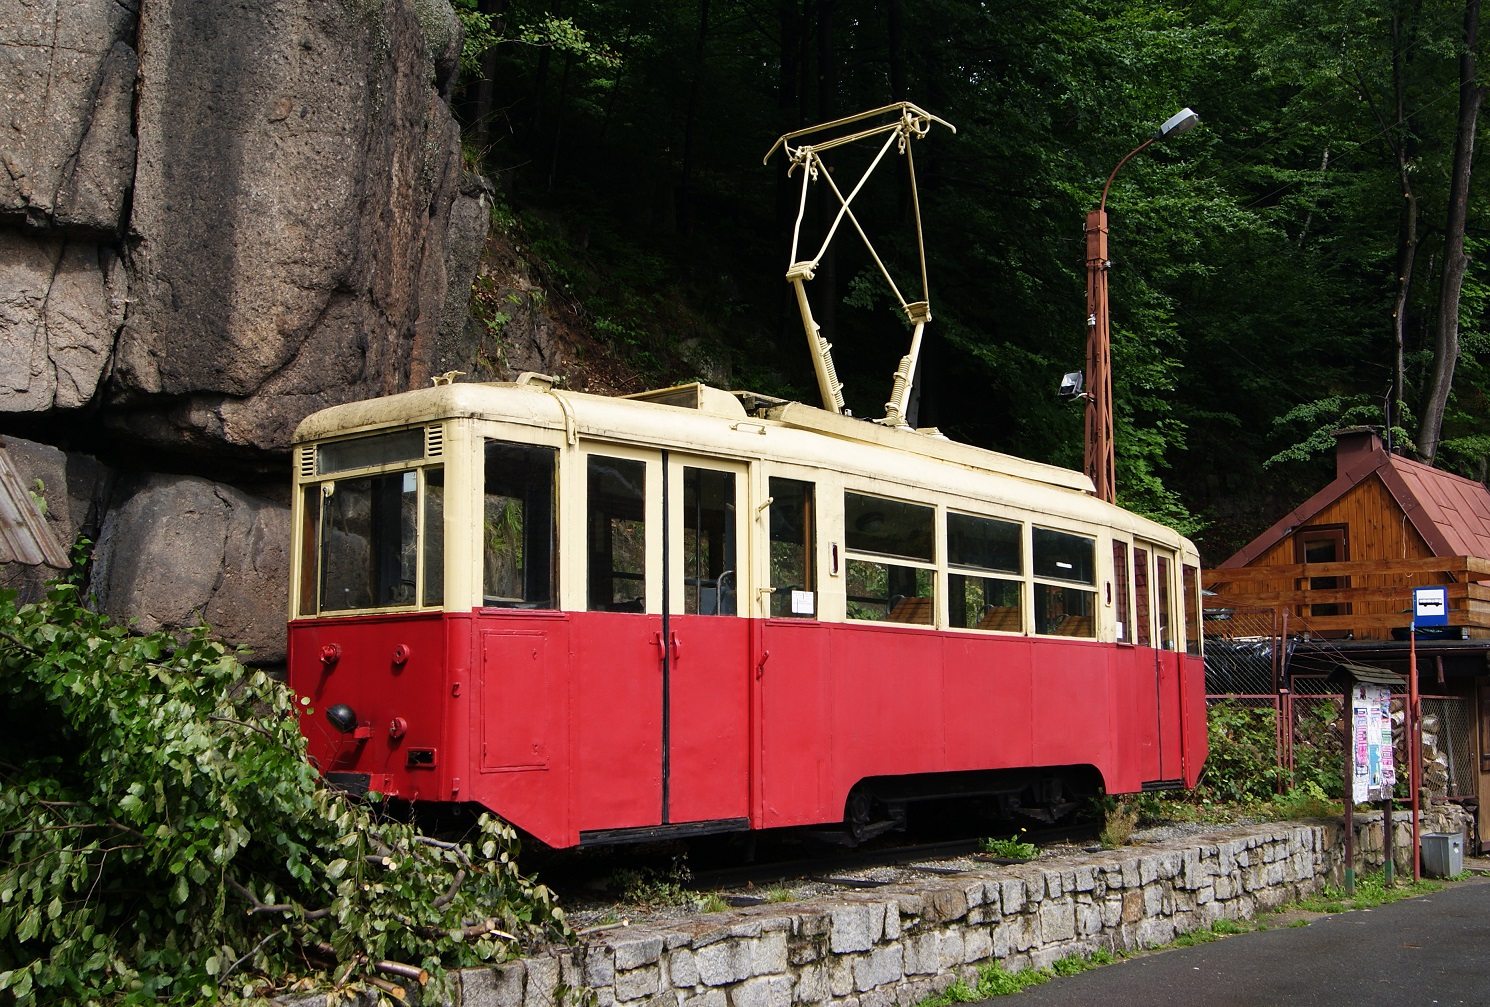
1133,547,1152,646
947,513,1021,573
949,574,1023,632
1112,542,1131,642
318,470,420,611
845,493,933,562
484,441,557,608
682,467,736,616
317,428,425,474
768,478,816,618
1156,555,1175,649
1034,583,1096,637
1032,528,1095,584
1183,563,1202,655
423,467,445,607
1033,528,1096,637
298,485,320,616
846,560,933,624
587,455,647,612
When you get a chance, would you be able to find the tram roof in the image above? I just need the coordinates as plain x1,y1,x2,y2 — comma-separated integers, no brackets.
293,379,1190,547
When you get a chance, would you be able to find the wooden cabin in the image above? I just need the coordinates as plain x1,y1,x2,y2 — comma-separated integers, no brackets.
1205,427,1490,846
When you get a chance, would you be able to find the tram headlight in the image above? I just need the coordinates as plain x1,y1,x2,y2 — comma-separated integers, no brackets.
326,703,358,734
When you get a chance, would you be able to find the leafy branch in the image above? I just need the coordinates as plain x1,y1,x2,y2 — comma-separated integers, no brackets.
0,583,570,1005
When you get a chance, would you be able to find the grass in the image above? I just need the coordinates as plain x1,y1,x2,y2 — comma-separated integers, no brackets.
1100,801,1140,848
695,893,730,914
913,869,1448,1005
1290,871,1442,914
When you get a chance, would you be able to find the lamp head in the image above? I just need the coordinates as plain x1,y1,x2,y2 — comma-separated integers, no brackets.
1058,371,1086,400
1156,107,1199,140
326,703,359,734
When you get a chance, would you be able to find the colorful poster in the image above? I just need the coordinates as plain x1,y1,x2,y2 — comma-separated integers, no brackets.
1351,683,1393,802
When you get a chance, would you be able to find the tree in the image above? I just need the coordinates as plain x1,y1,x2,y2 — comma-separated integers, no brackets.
1420,0,1485,463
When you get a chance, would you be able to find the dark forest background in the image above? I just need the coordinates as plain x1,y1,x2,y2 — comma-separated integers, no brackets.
452,0,1490,564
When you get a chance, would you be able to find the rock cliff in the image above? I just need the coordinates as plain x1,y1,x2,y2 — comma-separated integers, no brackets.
1,0,487,662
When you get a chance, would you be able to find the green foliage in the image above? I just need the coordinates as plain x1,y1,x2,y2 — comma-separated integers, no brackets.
1099,801,1140,848
979,832,1038,861
694,893,730,914
1293,871,1442,915
1194,702,1288,804
455,0,1490,550
0,585,568,1005
607,857,694,910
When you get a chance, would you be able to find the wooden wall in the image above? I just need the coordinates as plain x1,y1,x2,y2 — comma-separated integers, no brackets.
1249,476,1432,567
1216,475,1435,638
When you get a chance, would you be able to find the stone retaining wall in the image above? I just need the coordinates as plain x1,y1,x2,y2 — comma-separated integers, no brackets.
457,823,1343,1007
293,815,1466,1007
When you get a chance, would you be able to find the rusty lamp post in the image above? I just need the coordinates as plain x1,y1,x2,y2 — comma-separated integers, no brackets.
1084,107,1198,503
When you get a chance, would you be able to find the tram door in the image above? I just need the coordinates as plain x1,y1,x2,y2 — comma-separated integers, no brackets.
662,454,752,826
1136,542,1185,782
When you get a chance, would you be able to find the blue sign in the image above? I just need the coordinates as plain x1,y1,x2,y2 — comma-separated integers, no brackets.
1414,585,1449,627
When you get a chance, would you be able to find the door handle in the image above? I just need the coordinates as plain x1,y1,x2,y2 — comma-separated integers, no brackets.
756,649,771,680
669,632,682,661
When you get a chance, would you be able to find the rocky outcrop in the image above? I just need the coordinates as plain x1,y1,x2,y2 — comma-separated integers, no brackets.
0,234,127,411
111,0,467,452
0,0,482,653
91,475,289,662
1,0,138,233
2,0,477,451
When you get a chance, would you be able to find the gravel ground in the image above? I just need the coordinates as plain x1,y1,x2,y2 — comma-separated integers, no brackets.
563,817,1267,933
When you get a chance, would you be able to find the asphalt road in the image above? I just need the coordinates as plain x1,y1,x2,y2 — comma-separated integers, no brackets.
990,879,1490,1007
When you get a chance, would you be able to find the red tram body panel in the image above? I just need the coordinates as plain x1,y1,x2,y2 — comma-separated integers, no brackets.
286,381,1208,849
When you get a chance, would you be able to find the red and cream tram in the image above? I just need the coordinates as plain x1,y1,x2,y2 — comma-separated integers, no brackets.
286,375,1207,849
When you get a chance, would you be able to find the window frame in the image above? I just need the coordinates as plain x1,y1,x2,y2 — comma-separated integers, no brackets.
1031,525,1098,638
294,425,446,618
945,510,1026,634
841,489,937,626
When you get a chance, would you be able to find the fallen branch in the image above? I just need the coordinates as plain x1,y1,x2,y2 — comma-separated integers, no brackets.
376,960,430,986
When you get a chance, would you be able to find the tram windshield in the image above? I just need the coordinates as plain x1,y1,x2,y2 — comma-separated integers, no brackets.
307,467,440,613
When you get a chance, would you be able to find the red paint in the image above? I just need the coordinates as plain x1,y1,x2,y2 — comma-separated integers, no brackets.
288,609,1208,849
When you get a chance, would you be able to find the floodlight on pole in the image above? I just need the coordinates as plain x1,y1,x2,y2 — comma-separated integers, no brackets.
1084,107,1198,504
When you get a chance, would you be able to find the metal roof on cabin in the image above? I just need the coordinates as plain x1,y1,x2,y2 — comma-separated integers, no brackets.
1220,431,1490,567
0,442,70,569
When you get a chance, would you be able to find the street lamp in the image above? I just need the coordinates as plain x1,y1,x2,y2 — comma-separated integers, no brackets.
1084,107,1199,503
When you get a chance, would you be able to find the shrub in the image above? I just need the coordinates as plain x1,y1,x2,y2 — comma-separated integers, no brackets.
0,585,568,1005
1194,702,1287,804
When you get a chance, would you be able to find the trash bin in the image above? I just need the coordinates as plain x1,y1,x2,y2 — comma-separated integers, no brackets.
1421,832,1464,878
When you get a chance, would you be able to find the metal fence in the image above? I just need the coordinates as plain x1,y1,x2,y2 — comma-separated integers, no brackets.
1202,607,1474,799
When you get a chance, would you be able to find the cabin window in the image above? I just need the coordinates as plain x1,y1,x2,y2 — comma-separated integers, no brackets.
1033,528,1096,637
587,456,647,611
1112,541,1132,642
682,467,737,615
844,492,934,624
769,478,816,617
947,513,1023,632
1183,563,1202,655
1296,525,1350,622
316,469,425,612
483,441,557,608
